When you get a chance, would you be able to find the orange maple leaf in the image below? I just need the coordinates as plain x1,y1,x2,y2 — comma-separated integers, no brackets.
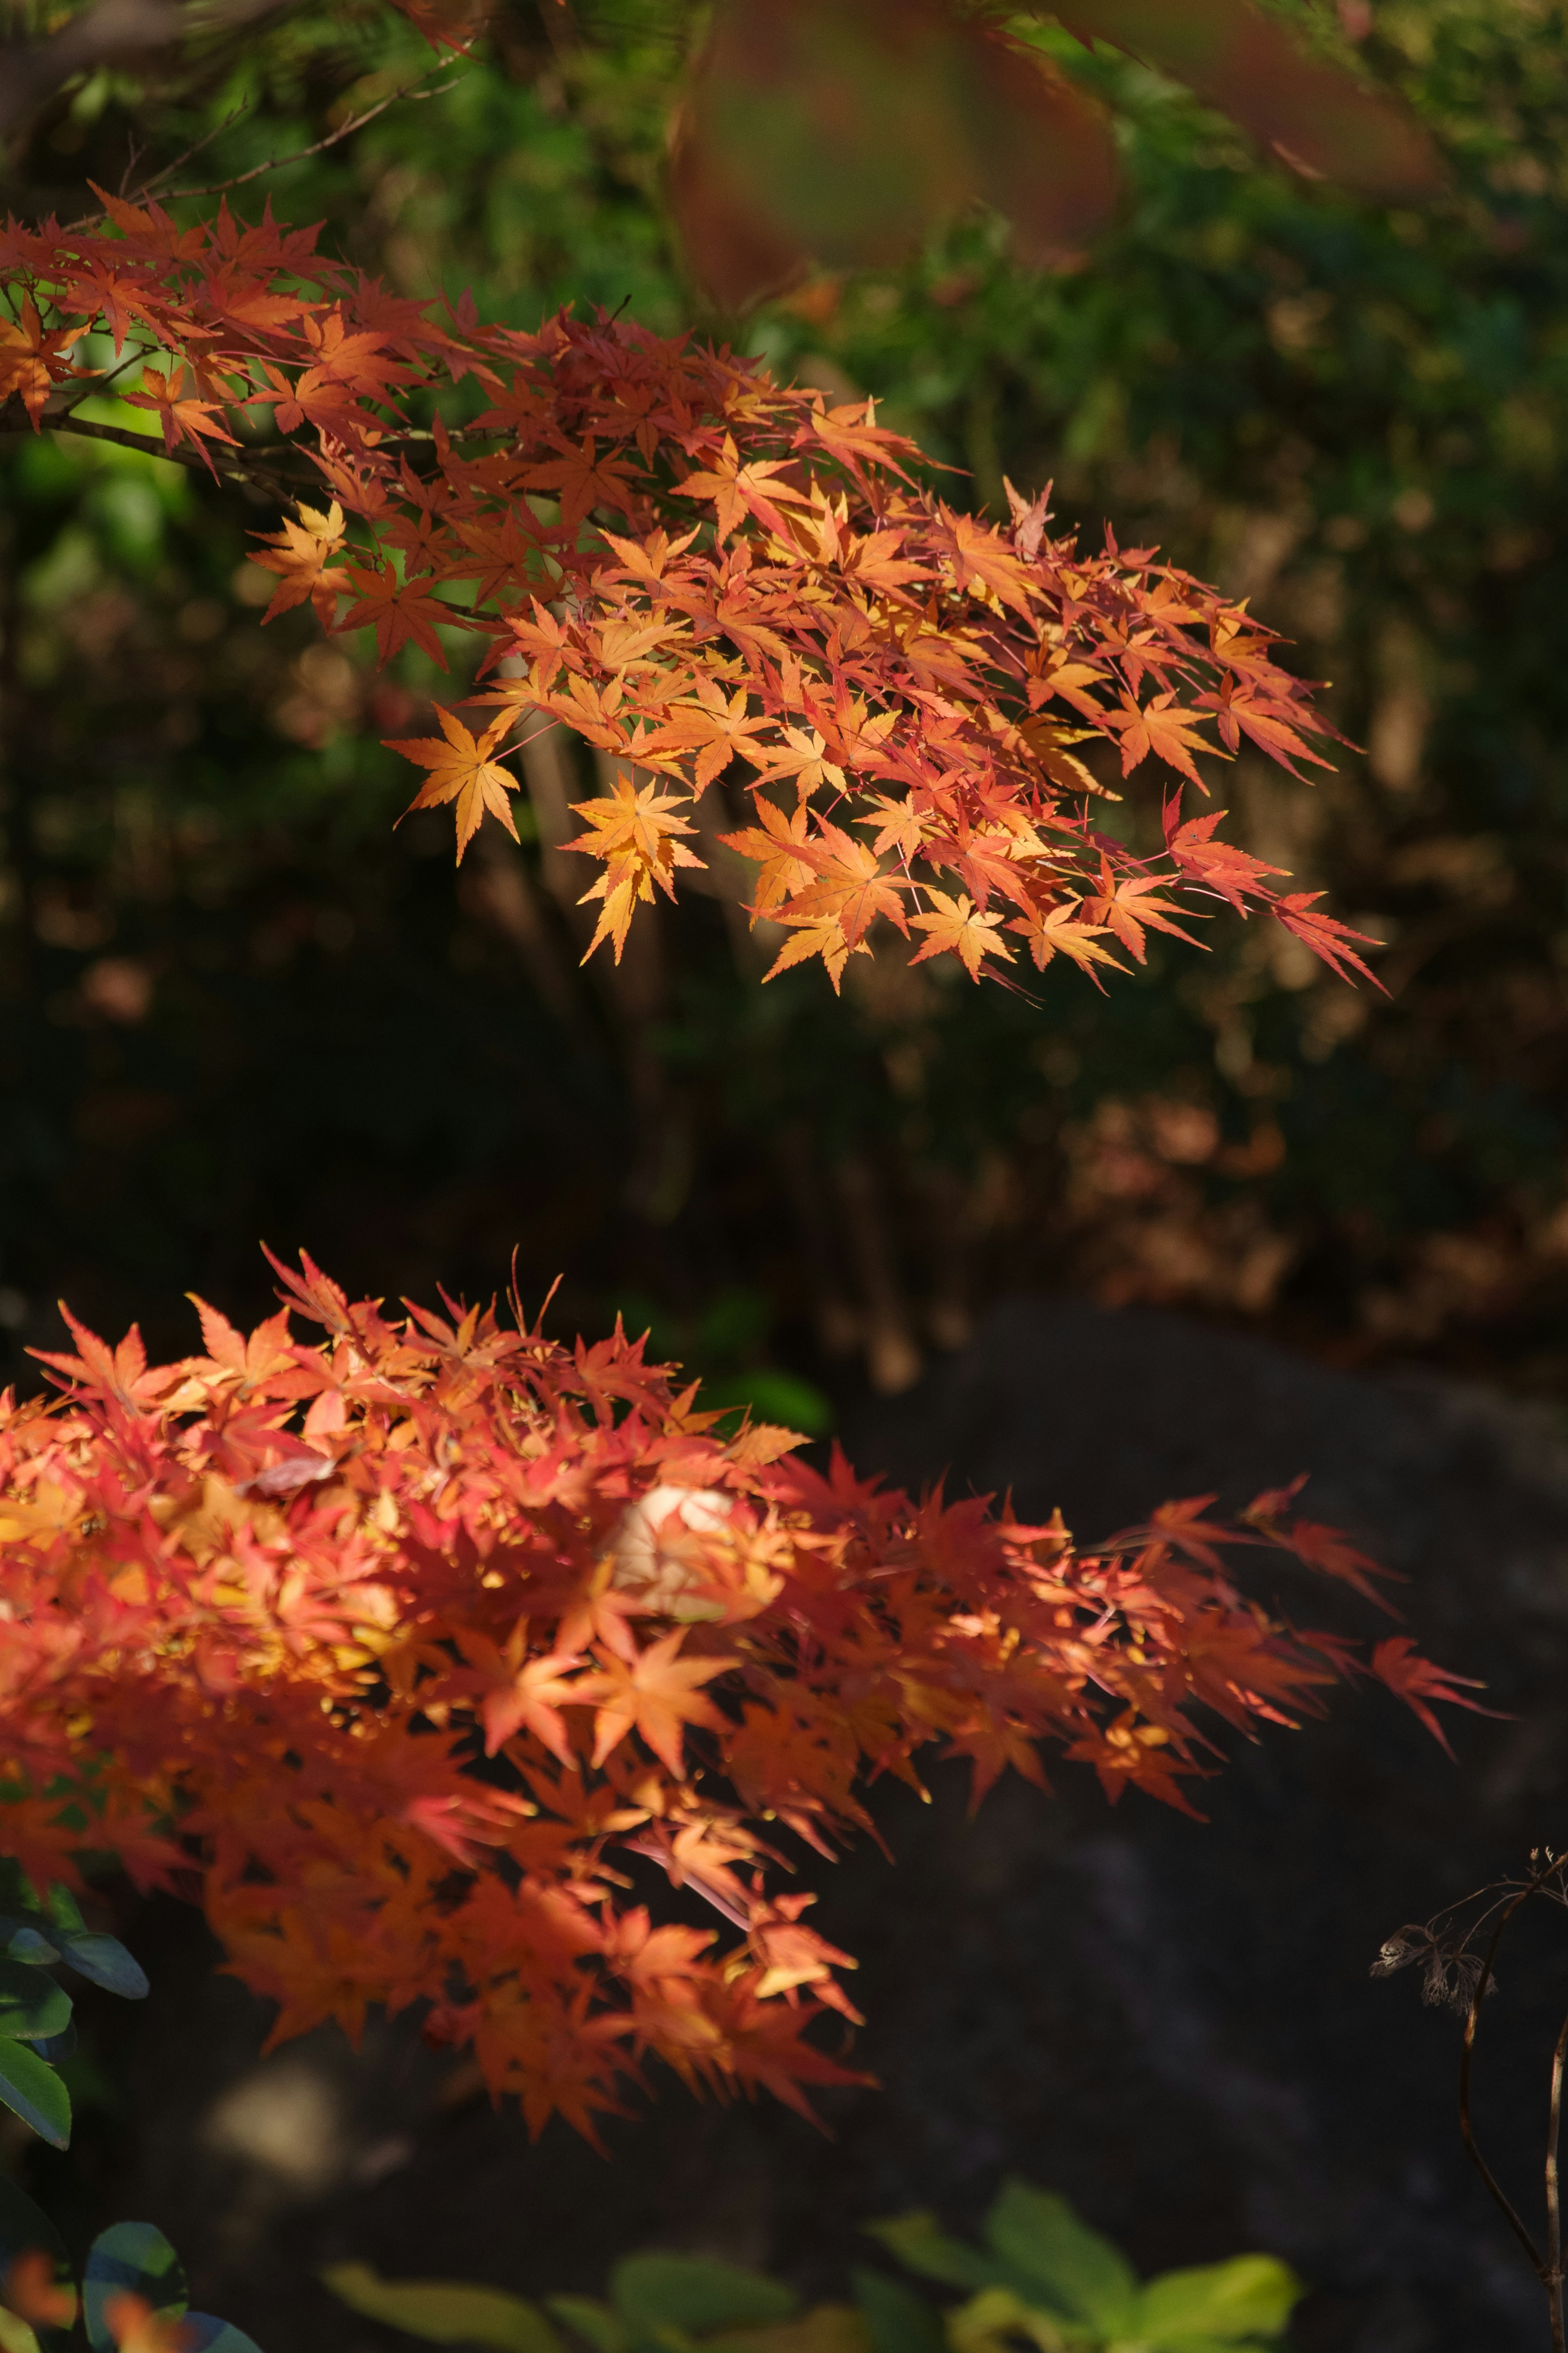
386,708,520,858
341,562,454,669
578,1630,734,1778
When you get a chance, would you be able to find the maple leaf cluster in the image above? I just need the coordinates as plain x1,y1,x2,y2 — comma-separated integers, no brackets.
0,1255,1482,2138
0,187,1376,993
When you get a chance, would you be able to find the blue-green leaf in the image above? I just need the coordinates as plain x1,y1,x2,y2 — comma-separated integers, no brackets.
84,2224,186,2353
0,2039,70,2149
2,1933,60,1969
25,2027,76,2068
1136,2255,1303,2347
982,2183,1138,2336
610,2257,797,2336
323,2264,562,2353
57,1936,148,2001
0,1965,70,2045
180,2315,266,2351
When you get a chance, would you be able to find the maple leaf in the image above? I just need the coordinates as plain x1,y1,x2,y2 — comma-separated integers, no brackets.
909,890,1016,981
1164,808,1287,914
577,1630,735,1777
123,362,240,468
1109,691,1216,786
648,682,775,788
1370,1638,1501,1759
523,434,644,528
935,505,1038,618
1274,892,1384,988
0,295,83,423
720,794,820,916
1080,865,1204,962
340,561,453,669
386,708,520,859
30,1307,178,1414
564,771,706,960
249,499,348,624
1004,899,1127,983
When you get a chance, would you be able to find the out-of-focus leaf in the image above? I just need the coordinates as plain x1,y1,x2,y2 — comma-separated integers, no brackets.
0,2179,75,2351
849,2267,945,2353
1050,0,1443,196
179,2315,267,2352
546,2294,629,2353
0,2041,69,2150
2,1933,59,1969
709,2304,871,2353
982,2183,1138,2337
83,2224,185,2353
0,1964,70,2045
861,2217,995,2294
671,0,1115,306
1136,2253,1302,2344
42,1890,84,1941
323,2263,563,2353
610,2256,798,2336
25,2026,76,2068
57,1934,149,2001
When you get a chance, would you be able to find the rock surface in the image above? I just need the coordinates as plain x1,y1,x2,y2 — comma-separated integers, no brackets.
72,1298,1568,2352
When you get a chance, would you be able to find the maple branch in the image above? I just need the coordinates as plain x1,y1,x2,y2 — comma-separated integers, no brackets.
138,54,468,206
1,395,305,503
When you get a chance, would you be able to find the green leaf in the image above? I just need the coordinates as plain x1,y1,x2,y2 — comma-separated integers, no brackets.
42,1892,84,1942
0,1965,70,2045
609,2257,797,2336
850,2268,946,2353
945,2286,1073,2353
0,2177,75,2349
84,2223,186,2353
323,2263,563,2353
982,2183,1138,2336
0,2039,70,2150
861,2217,996,2295
1136,2256,1303,2347
57,1935,148,2001
546,2294,630,2353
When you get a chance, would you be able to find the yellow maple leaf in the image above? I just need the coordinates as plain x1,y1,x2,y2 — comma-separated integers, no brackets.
908,890,1015,981
565,770,706,960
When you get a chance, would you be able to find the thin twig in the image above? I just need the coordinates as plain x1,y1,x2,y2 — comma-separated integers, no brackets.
126,99,250,201
1461,1864,1555,2281
153,58,464,206
1550,2000,1568,2353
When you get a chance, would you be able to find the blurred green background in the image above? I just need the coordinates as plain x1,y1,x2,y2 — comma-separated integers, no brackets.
3,0,1567,1426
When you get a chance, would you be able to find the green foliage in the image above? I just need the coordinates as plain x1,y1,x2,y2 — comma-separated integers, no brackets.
864,2182,1299,2351
325,2183,1300,2353
0,1871,146,2151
